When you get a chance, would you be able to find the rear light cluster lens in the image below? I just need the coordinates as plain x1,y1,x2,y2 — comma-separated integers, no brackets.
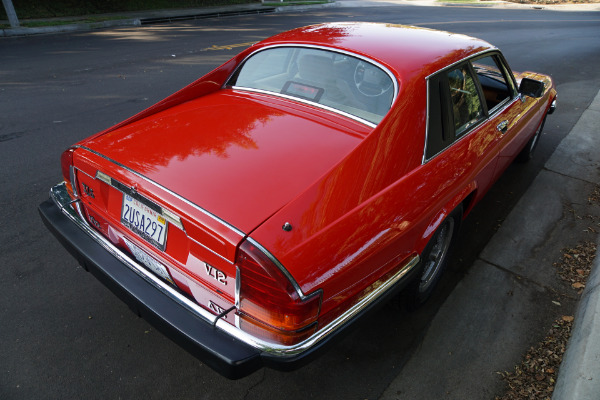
236,240,322,344
61,147,75,194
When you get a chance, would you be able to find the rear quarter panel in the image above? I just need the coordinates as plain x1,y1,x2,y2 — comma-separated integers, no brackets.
249,74,506,324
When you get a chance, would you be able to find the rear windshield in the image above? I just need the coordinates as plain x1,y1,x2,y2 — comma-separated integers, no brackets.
229,46,396,125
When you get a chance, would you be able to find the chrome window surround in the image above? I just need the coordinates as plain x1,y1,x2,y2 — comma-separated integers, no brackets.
243,237,323,302
422,49,519,164
50,181,419,356
232,87,379,128
228,44,399,128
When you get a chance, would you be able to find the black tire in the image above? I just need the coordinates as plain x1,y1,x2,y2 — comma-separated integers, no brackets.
517,115,546,163
407,205,462,307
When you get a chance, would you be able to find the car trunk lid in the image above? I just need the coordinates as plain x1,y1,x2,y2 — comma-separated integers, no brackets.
70,90,369,318
80,90,368,234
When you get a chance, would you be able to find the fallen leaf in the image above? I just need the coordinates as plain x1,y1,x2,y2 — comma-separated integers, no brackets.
562,316,574,322
572,282,585,289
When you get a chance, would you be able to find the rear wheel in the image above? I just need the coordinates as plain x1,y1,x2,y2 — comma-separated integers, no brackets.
408,206,462,307
517,115,546,162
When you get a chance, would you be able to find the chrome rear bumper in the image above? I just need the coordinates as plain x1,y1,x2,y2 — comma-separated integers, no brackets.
548,97,557,114
39,182,420,378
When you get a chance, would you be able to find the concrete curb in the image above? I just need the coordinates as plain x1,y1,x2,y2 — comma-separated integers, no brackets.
1,18,140,37
552,91,600,400
553,239,600,399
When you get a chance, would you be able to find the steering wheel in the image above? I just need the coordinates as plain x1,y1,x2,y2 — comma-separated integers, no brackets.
353,61,392,97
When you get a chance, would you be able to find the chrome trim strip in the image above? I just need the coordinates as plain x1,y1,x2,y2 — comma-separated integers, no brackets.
76,146,245,237
548,97,557,114
96,170,112,185
235,265,241,308
216,254,420,355
162,208,184,231
187,236,234,266
69,165,78,197
423,77,432,165
424,48,498,81
244,236,312,300
50,181,419,356
231,87,378,128
487,95,511,116
90,168,232,265
49,182,219,326
227,43,399,127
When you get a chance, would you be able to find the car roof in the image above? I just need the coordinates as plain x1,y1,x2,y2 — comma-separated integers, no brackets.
256,22,496,81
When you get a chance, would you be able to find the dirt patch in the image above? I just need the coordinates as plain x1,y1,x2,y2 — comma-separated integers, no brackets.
494,240,597,400
495,317,573,400
556,242,597,295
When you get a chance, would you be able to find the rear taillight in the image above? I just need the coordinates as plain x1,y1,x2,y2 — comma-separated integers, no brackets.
236,239,321,344
61,147,75,193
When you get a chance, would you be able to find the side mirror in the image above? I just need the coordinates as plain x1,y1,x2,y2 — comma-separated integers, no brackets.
519,78,545,98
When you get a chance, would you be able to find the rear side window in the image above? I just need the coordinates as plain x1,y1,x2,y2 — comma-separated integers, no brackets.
425,62,485,160
447,65,484,136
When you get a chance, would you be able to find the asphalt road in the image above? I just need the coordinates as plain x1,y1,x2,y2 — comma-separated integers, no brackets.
1,4,599,399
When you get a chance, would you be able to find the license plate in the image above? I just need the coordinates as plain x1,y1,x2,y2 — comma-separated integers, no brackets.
121,194,167,251
123,238,174,284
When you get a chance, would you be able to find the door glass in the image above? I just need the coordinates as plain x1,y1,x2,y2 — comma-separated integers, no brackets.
472,55,513,113
447,66,484,136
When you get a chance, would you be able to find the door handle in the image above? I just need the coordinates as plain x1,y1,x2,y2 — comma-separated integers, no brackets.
497,120,509,134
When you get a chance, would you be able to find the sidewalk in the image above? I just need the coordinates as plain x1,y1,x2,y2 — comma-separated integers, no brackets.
2,0,600,37
379,90,600,399
551,92,600,400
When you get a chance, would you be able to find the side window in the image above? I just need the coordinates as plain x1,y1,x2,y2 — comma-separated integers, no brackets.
471,55,516,113
425,62,488,161
447,65,484,136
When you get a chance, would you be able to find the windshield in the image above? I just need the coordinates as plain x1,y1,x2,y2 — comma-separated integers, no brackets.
229,46,396,125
